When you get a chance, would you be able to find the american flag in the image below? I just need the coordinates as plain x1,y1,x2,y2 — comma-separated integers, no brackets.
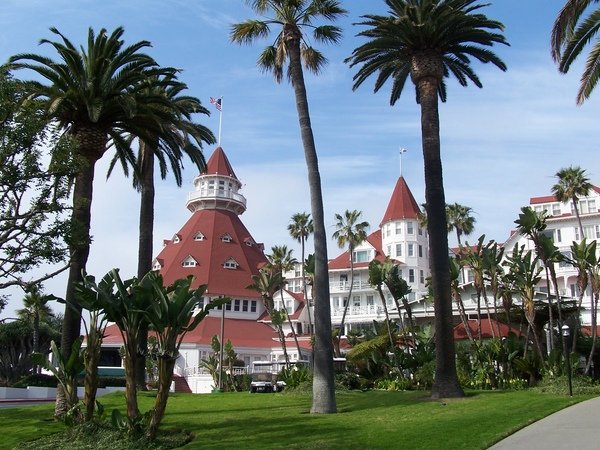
210,97,222,111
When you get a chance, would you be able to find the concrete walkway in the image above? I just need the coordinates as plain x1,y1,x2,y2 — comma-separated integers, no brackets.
489,396,600,449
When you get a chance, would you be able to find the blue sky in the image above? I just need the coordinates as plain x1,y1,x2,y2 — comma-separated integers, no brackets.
1,0,599,316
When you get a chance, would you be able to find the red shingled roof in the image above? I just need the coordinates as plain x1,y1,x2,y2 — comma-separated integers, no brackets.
202,146,238,179
102,317,280,349
155,208,267,297
453,320,524,340
380,177,421,226
328,229,384,270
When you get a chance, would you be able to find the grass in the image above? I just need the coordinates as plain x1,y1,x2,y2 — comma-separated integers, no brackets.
1,389,593,449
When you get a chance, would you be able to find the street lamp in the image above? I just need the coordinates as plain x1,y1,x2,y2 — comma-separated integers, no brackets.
562,324,573,397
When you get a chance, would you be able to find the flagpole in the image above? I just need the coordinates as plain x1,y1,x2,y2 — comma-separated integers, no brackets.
218,96,223,146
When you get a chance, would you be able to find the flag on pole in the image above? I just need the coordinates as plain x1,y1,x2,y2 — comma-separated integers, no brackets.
210,97,222,111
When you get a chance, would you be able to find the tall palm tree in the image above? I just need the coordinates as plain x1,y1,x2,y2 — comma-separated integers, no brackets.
367,260,396,350
383,259,415,330
446,203,476,246
231,0,347,413
17,286,53,372
288,212,314,335
332,209,369,338
346,0,507,399
108,76,214,389
268,245,302,358
551,1,600,104
8,27,175,414
552,166,592,238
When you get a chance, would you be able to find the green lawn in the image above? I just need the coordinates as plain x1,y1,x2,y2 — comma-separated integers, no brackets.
1,390,592,449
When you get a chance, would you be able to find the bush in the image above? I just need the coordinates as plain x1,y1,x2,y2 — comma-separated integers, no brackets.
12,373,58,387
279,366,311,388
375,377,413,391
96,377,127,388
415,361,435,389
534,375,600,396
335,372,365,390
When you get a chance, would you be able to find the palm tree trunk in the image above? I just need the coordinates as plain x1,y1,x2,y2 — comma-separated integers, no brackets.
377,287,395,349
57,141,103,417
84,326,101,421
136,141,155,390
124,338,140,421
482,286,495,339
585,291,598,374
418,76,464,399
301,238,313,336
285,29,336,413
338,254,355,339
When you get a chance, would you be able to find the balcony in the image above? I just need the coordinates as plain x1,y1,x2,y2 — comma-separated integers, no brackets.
186,188,247,214
331,305,387,318
329,279,373,293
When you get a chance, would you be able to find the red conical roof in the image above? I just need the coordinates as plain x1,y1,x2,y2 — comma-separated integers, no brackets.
380,177,421,226
202,146,238,179
155,208,267,298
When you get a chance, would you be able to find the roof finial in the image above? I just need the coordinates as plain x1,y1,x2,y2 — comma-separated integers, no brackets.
399,147,407,177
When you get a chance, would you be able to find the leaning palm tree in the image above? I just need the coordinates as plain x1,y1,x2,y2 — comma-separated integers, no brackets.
552,166,592,238
551,1,600,104
332,209,369,338
231,0,347,414
346,0,508,399
446,202,476,246
8,27,175,413
108,75,214,389
268,245,303,359
288,212,314,335
247,267,291,366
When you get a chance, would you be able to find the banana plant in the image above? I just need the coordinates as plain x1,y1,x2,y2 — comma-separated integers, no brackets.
32,338,84,417
143,272,225,440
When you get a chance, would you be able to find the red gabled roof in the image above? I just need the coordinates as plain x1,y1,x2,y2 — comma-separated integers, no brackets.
202,146,238,180
102,317,279,349
453,320,524,340
530,185,600,205
155,208,267,298
328,229,384,270
380,177,421,226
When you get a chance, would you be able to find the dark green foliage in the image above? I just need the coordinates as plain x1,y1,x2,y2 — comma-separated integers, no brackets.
0,319,59,383
12,373,57,388
0,74,74,290
279,365,311,388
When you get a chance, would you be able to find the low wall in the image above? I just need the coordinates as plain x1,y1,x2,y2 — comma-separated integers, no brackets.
0,386,125,400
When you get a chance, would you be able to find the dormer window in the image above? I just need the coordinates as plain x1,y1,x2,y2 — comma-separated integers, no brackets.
223,258,238,269
194,231,205,241
221,233,232,243
172,234,181,244
182,255,198,267
152,260,162,271
244,237,254,247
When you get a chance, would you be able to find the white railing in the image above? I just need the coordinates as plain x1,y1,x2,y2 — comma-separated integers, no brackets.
331,305,387,317
329,279,373,293
187,189,247,207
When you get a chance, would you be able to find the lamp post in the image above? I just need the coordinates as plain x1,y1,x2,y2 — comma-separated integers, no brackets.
562,324,573,397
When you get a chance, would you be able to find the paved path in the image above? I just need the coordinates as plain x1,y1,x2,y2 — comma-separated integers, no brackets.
489,396,600,449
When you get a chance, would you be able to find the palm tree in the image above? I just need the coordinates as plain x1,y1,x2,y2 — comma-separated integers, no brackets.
346,0,508,398
566,239,597,353
8,27,175,413
108,76,214,389
288,212,314,335
446,203,476,246
552,166,592,238
332,209,369,338
367,260,396,350
247,267,291,365
449,257,473,342
551,1,600,104
268,245,303,359
383,260,415,330
231,0,346,414
17,286,53,372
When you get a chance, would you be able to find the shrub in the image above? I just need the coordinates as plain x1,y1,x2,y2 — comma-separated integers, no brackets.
415,360,435,389
279,366,311,388
12,373,58,387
